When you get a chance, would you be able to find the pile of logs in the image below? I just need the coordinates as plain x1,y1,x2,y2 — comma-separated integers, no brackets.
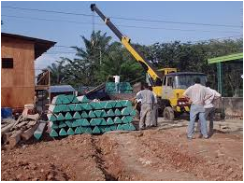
1,112,46,148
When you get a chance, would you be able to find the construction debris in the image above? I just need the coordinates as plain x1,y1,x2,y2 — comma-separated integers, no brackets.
47,94,136,137
1,111,40,147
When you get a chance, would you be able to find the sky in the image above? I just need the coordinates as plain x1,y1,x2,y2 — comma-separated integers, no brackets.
1,1,243,70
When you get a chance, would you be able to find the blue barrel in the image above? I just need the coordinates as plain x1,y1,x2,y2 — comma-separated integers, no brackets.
1,107,13,119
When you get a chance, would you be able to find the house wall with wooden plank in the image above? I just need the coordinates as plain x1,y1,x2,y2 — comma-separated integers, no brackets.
1,33,56,110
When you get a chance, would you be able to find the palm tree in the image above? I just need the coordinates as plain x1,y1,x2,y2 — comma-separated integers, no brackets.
47,60,65,85
70,30,112,86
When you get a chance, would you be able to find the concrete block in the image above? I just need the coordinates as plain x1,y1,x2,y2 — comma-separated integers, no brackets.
62,97,70,104
100,118,107,125
66,95,75,103
72,96,79,104
94,110,104,117
57,113,65,121
81,119,90,126
51,96,62,105
81,103,92,110
85,127,92,134
92,126,101,134
127,116,133,123
47,114,57,121
65,121,72,127
59,104,70,112
129,123,136,131
73,112,81,119
104,102,113,109
48,105,60,113
90,118,101,126
65,112,73,120
114,109,121,116
105,126,111,132
100,126,107,133
67,128,75,135
106,118,114,125
122,124,130,131
34,122,46,140
110,125,117,131
115,101,123,108
68,104,76,111
117,124,124,130
121,108,130,115
59,121,67,128
74,127,82,134
121,116,129,123
72,120,81,128
50,122,59,129
74,104,82,111
88,111,96,118
50,129,58,137
107,109,115,117
90,102,102,110
81,111,88,118
130,109,137,116
114,117,122,124
59,128,67,136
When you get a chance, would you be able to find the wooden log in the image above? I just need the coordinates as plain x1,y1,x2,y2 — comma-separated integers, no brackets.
1,118,16,124
26,120,37,128
15,121,29,128
8,130,23,148
8,115,23,131
21,123,39,141
34,122,47,140
2,122,16,135
24,114,40,121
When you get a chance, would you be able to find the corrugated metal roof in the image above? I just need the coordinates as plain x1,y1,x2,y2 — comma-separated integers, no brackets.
49,85,76,93
208,53,243,64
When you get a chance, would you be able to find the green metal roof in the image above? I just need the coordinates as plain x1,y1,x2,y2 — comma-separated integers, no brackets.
208,53,243,64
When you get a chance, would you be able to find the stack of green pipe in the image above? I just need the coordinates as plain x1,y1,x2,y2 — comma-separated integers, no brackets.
105,82,133,94
47,94,136,137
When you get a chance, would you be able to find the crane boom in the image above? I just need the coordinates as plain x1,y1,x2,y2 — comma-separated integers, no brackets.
90,4,163,84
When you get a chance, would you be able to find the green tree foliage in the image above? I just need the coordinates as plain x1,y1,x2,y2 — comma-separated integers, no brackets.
47,59,66,85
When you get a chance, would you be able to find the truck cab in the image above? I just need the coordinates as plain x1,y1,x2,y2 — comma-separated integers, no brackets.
161,72,207,119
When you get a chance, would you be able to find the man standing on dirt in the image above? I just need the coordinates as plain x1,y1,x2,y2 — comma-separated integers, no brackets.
183,78,212,140
136,83,155,130
204,82,221,136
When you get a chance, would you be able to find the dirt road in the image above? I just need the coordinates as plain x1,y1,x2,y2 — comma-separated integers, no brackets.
1,119,243,181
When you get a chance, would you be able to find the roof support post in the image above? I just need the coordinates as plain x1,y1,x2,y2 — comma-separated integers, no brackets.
217,62,223,95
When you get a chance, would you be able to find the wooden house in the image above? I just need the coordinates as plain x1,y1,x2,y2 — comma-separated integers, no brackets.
1,33,56,111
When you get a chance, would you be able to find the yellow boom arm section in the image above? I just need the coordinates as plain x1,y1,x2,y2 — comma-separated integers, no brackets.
91,4,163,84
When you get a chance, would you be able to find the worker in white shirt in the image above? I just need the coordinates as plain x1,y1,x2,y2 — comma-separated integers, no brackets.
136,83,155,130
204,81,221,136
113,75,120,93
183,78,212,140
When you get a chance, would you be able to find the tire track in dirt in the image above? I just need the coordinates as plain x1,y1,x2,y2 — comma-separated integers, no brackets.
90,136,118,181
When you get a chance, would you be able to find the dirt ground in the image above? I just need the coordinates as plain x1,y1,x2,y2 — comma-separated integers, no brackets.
1,118,243,181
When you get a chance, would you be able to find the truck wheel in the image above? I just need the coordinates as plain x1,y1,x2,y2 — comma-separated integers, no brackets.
163,107,174,121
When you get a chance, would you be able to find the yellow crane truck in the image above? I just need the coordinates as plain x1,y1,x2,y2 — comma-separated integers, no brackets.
91,4,207,120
